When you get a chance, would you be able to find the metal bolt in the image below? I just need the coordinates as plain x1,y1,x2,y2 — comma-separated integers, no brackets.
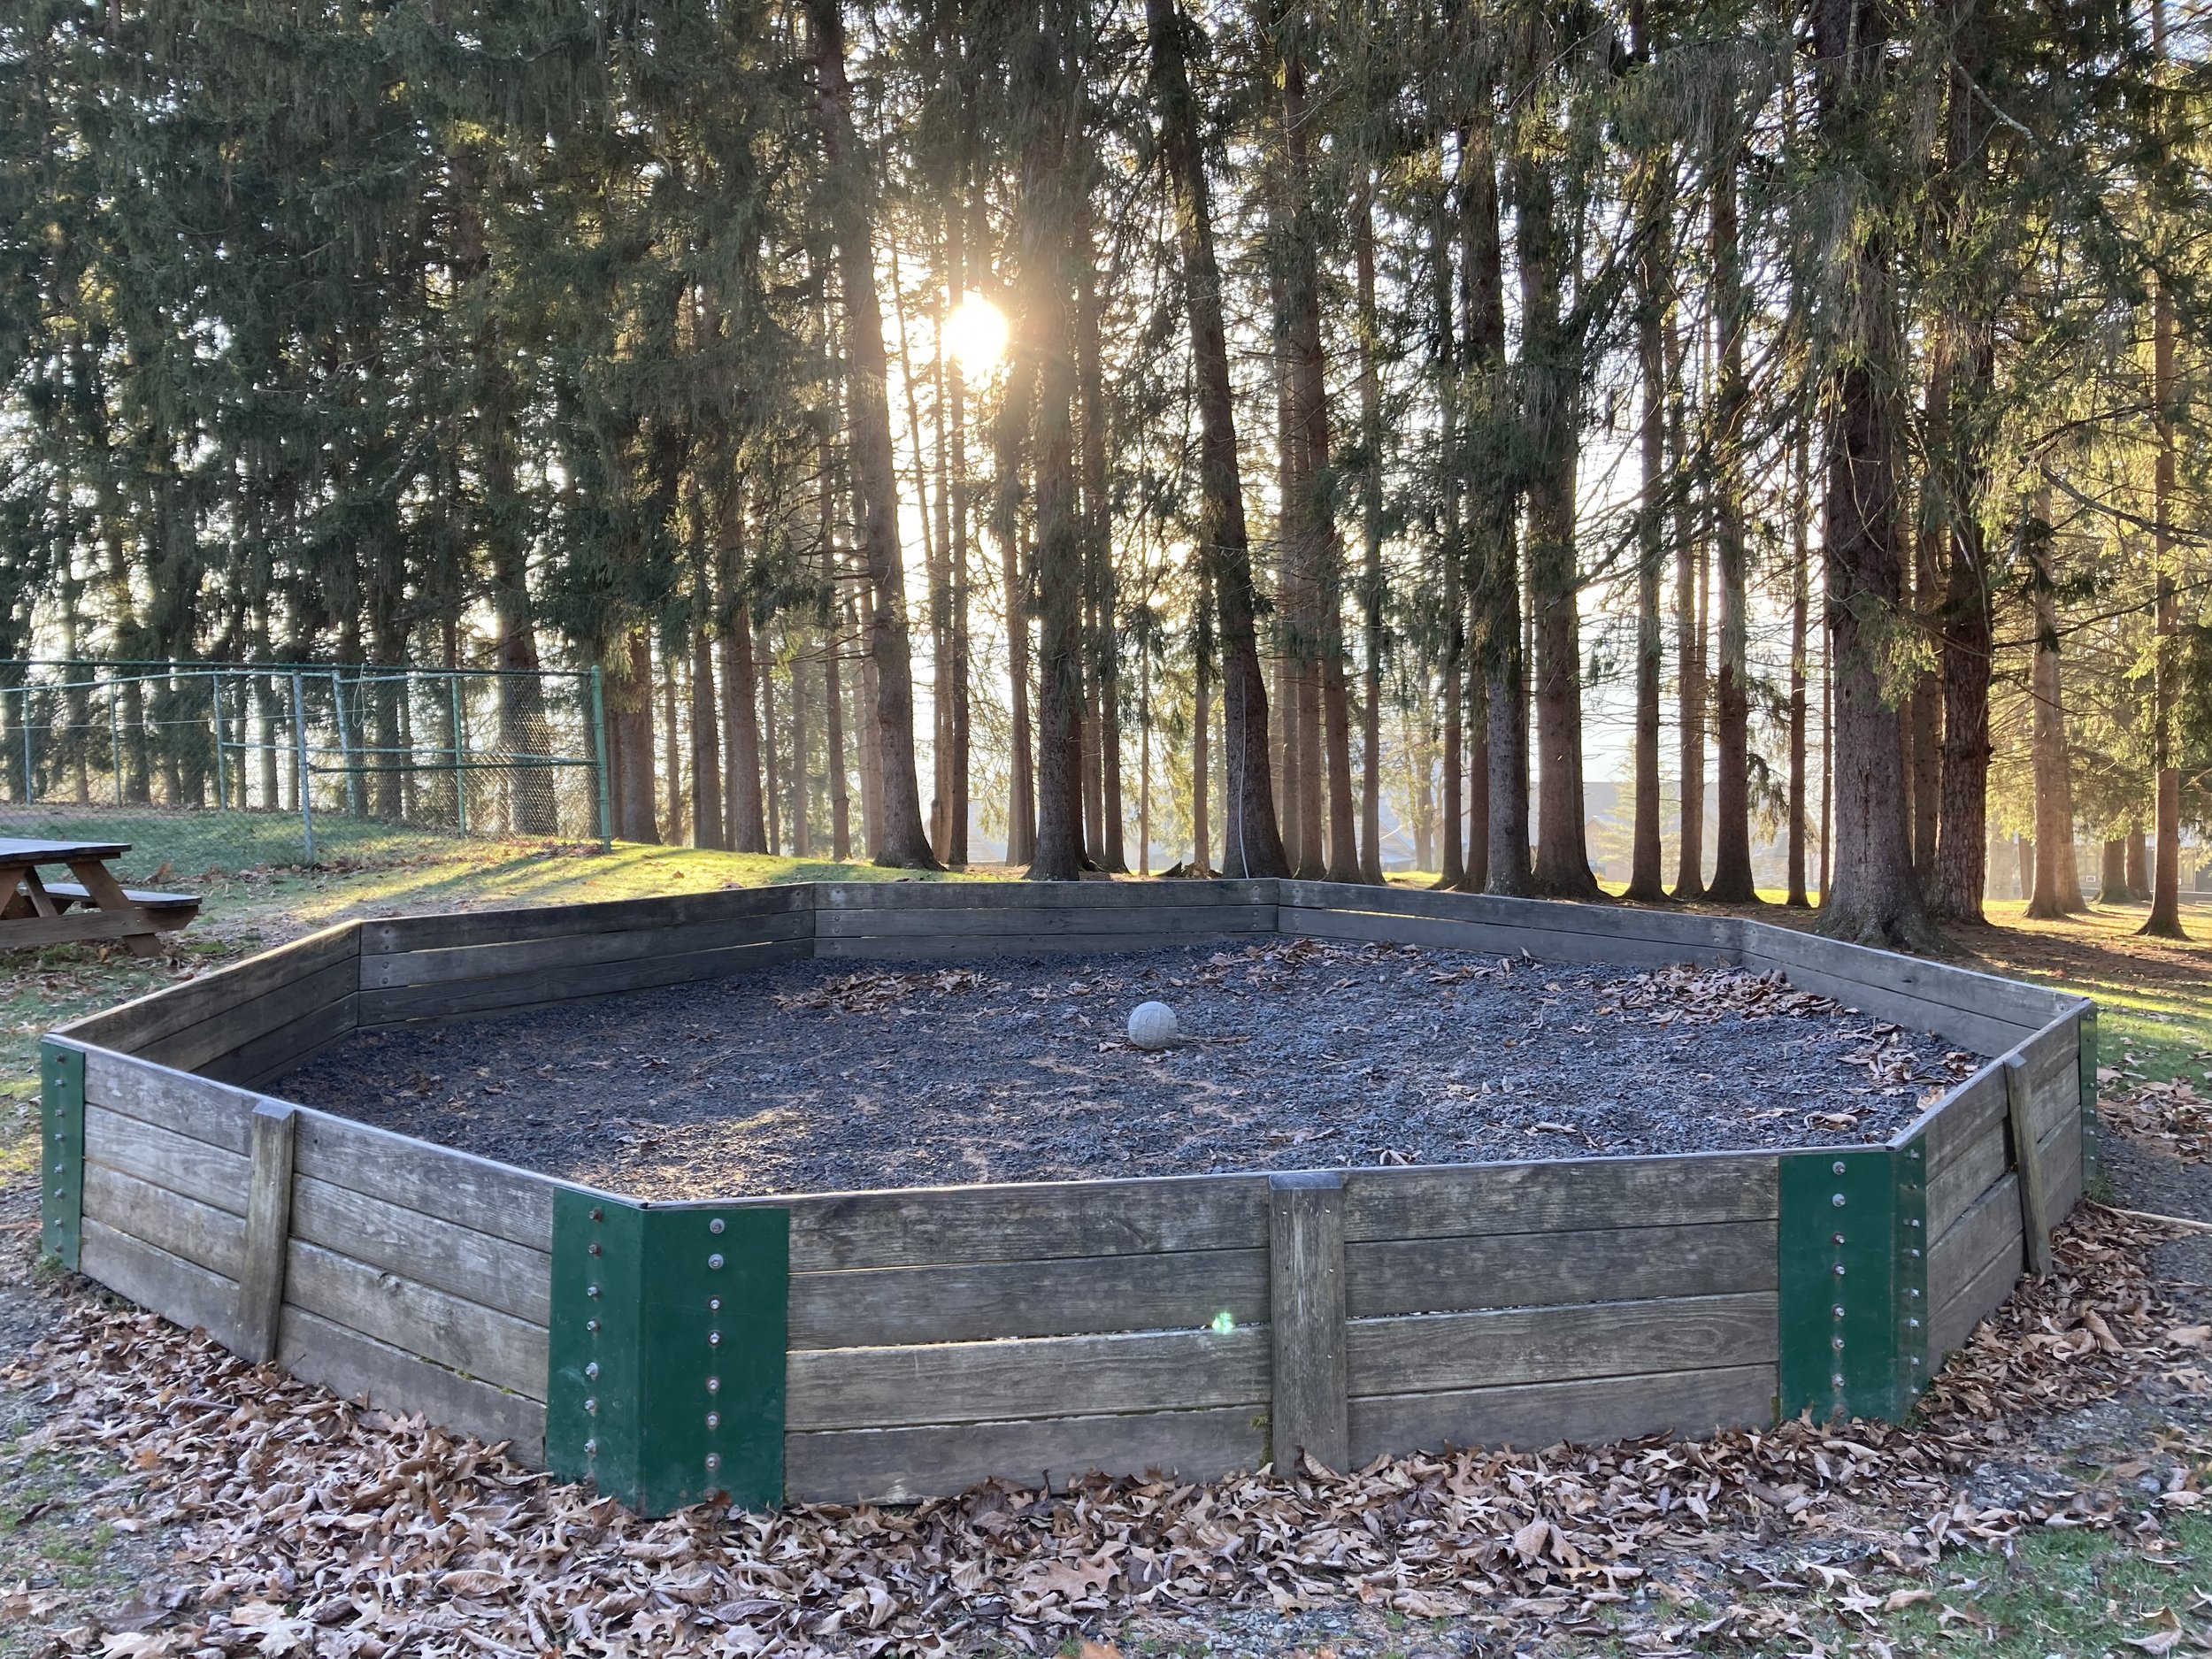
706,1411,720,1429
707,1376,720,1394
585,1362,599,1379
1907,1286,1920,1298
1832,1305,1847,1320
588,1242,602,1256
585,1397,597,1414
1832,1336,1845,1350
1832,1373,1846,1389
1908,1147,1921,1160
587,1284,601,1298
584,1438,598,1456
1909,1247,1922,1258
1907,1317,1921,1329
708,1331,722,1347
1833,1263,1847,1277
1832,1193,1847,1207
1909,1356,1922,1367
591,1207,603,1223
708,1253,725,1271
708,1297,722,1313
710,1218,726,1235
586,1318,600,1333
705,1453,721,1472
1908,1217,1922,1228
1832,1161,1847,1175
1833,1233,1847,1245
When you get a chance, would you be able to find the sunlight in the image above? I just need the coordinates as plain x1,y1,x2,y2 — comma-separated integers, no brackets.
944,293,1009,381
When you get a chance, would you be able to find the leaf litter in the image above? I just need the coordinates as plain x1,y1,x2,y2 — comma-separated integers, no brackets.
10,1206,2203,1657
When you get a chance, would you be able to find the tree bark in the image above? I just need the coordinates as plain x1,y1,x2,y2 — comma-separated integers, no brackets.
1706,127,1756,903
690,609,725,850
1668,299,1704,900
1076,182,1125,872
1356,172,1386,884
1626,78,1669,904
1431,180,1465,891
2145,0,2185,938
1809,0,1927,947
1148,0,1286,876
2025,488,2085,918
806,0,941,869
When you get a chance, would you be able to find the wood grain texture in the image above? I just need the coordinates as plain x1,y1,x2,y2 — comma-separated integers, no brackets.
1282,906,1704,970
1342,1154,1778,1243
2003,1056,2055,1277
282,1238,549,1399
784,1403,1269,1505
290,1110,559,1254
1269,1171,1348,1472
359,910,813,990
1732,954,2036,1055
1927,1103,2009,1240
786,1325,1271,1432
82,1163,246,1279
814,932,1261,962
56,923,360,1055
278,1306,546,1462
288,1173,552,1325
1930,1213,2024,1363
1279,882,1743,950
133,960,357,1076
1347,1293,1778,1396
813,879,1277,911
84,1106,250,1215
1347,1220,1778,1317
200,993,361,1091
235,1103,298,1363
1740,922,2078,1033
80,1216,239,1340
770,1174,1269,1272
788,1248,1267,1348
82,1050,257,1154
361,883,810,956
1348,1363,1777,1465
1919,1066,2007,1192
1929,1171,2022,1317
816,904,1275,940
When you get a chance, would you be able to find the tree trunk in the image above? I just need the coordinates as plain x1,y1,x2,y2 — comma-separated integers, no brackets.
826,618,851,863
1787,424,1813,906
2099,838,2130,904
807,0,941,870
1810,0,1927,947
1074,186,1125,873
1668,298,1704,900
1356,172,1386,884
2025,488,2085,918
1430,179,1464,891
2128,827,2149,899
2145,0,2185,938
1193,568,1212,874
789,621,809,856
660,644,685,845
1626,92,1669,904
1148,0,1286,877
1706,132,1756,903
723,599,766,854
608,629,660,843
690,611,725,850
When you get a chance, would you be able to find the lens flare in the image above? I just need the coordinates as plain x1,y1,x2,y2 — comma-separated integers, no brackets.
945,293,1010,381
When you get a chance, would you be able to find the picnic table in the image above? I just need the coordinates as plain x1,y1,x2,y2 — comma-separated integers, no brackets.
0,838,200,956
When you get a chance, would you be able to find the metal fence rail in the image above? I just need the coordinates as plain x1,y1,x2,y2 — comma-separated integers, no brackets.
0,660,611,879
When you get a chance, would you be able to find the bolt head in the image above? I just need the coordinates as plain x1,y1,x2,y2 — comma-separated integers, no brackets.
1833,1263,1847,1277
710,1217,726,1235
708,1296,722,1312
584,1438,598,1456
584,1397,597,1414
708,1253,725,1271
590,1207,603,1223
585,1362,599,1379
708,1331,722,1347
707,1376,720,1393
706,1411,720,1429
1832,1160,1847,1175
1832,1193,1847,1207
704,1453,721,1471
587,1284,601,1298
588,1241,602,1256
1832,1373,1846,1389
1832,1305,1847,1320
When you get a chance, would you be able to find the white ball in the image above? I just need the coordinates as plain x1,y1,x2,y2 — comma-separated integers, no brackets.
1127,1001,1179,1051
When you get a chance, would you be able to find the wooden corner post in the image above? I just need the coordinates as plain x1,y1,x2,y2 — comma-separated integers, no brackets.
2004,1053,2056,1277
235,1102,298,1364
1268,1171,1348,1475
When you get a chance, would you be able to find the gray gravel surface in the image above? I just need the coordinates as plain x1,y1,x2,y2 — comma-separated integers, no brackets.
279,938,1984,1199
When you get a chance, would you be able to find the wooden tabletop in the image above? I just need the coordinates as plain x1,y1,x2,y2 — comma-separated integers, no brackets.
0,838,133,862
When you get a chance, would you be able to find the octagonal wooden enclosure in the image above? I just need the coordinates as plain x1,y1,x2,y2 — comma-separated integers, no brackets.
41,880,2093,1515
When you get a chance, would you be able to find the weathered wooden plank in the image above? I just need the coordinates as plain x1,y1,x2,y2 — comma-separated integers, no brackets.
1740,922,2077,1032
84,1106,250,1215
2004,1056,2055,1277
770,1174,1270,1273
357,935,809,1026
200,994,361,1091
1348,1363,1777,1465
1282,907,1717,970
1270,1171,1348,1472
816,905,1276,940
1280,883,1744,952
82,1048,256,1154
135,959,357,1076
1930,1216,2024,1363
2034,1111,2085,1235
234,1103,298,1363
288,1173,552,1326
787,1248,1267,1348
1347,1219,1778,1318
281,1238,549,1399
784,1403,1269,1505
58,924,361,1056
814,930,1264,963
813,879,1277,911
1342,1154,1778,1243
80,1216,239,1340
360,909,815,990
1918,1064,2007,1185
1347,1292,1778,1397
361,883,813,956
278,1306,546,1463
1929,1171,2022,1315
1927,1102,2010,1240
291,1109,559,1255
82,1163,246,1280
786,1325,1271,1432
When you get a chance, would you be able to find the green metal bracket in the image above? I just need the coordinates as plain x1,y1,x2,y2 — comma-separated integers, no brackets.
40,1040,84,1270
1778,1140,1928,1425
547,1191,787,1515
2078,1006,2101,1188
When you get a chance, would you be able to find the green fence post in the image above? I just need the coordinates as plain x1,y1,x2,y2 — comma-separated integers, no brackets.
290,671,315,864
588,667,613,851
2078,1006,2101,1189
19,685,33,802
449,673,469,835
1777,1140,1928,1425
547,1192,787,1515
107,678,124,804
210,672,227,811
40,1041,85,1271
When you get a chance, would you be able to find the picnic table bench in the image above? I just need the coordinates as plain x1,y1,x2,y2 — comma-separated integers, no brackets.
0,838,200,956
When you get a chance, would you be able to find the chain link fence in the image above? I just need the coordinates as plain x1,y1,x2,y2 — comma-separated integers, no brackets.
0,661,611,880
